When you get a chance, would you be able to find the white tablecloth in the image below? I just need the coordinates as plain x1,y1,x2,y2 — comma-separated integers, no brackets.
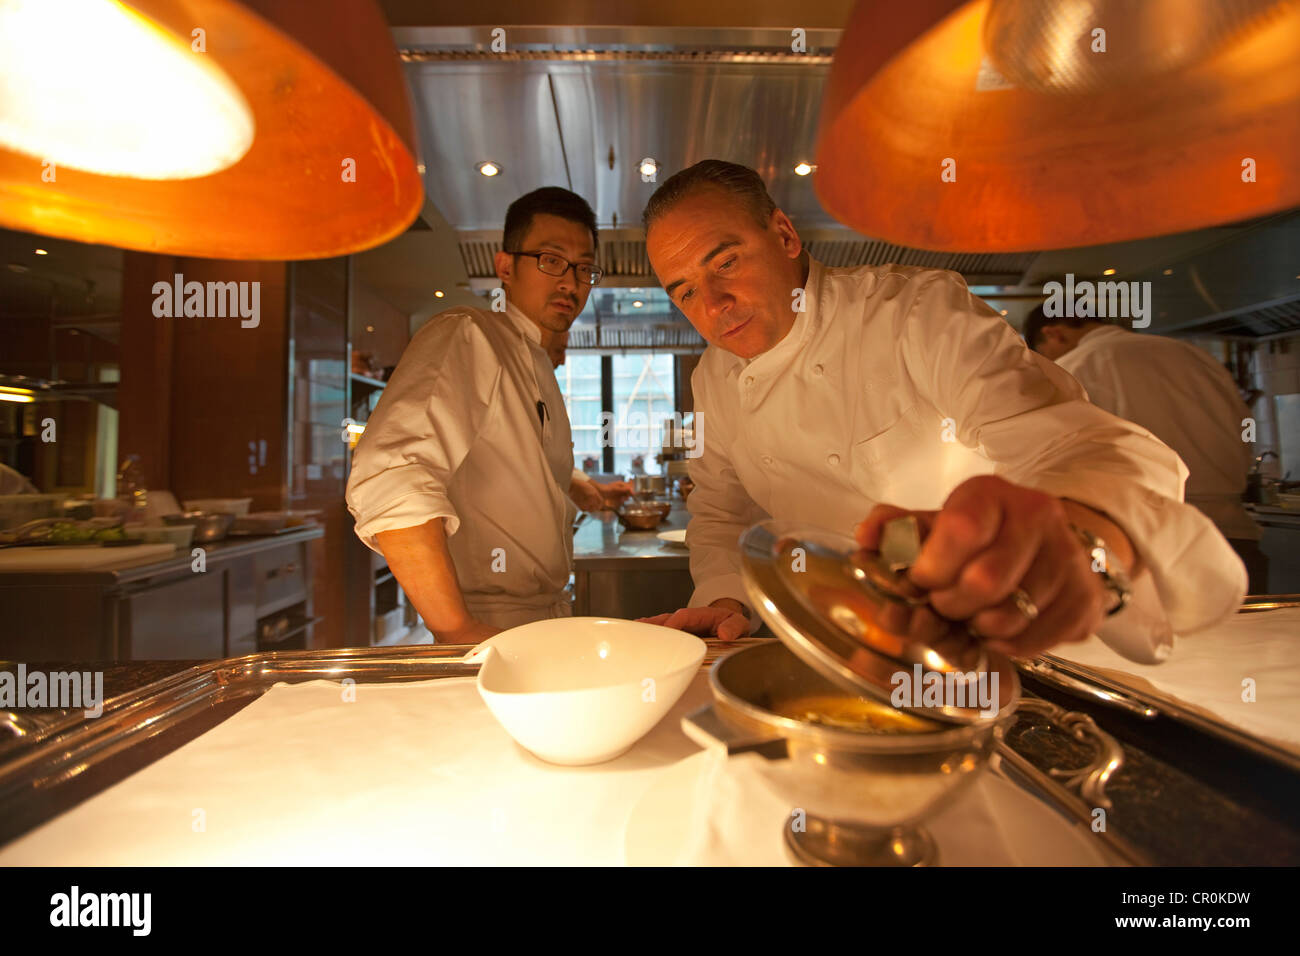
1054,608,1300,755
0,671,1108,866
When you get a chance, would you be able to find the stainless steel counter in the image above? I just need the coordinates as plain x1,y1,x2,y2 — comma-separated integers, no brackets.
572,503,694,617
0,525,324,589
573,503,690,570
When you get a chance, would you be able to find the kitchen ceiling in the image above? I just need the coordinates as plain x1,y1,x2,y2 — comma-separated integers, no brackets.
2,4,1294,349
383,13,1300,345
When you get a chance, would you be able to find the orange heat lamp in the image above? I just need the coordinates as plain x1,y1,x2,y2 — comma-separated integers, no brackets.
0,0,423,259
814,0,1300,251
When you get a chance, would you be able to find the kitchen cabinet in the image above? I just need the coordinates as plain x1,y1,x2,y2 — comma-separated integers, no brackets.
0,527,321,662
123,573,225,660
572,507,696,619
1255,515,1300,593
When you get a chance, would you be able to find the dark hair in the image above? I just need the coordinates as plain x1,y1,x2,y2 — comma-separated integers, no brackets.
1024,304,1086,348
503,187,598,253
1022,304,1111,350
642,160,777,232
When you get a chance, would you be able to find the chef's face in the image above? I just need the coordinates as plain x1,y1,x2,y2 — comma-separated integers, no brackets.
647,188,804,359
494,214,596,335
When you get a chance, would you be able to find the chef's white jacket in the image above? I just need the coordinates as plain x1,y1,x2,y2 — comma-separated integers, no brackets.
1056,324,1261,541
346,302,576,630
685,260,1247,664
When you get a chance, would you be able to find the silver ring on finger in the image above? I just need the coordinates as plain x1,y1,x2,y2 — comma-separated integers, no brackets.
1011,587,1039,622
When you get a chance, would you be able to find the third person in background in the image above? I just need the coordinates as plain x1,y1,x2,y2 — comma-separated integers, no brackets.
1024,306,1267,592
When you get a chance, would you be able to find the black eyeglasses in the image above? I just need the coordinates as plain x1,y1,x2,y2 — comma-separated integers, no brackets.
511,250,603,286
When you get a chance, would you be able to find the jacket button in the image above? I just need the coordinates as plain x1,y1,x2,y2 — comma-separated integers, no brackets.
744,375,755,386
813,364,824,376
762,455,774,466
827,453,841,466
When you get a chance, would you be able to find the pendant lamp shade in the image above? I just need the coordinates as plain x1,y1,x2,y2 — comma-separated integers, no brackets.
0,0,423,259
814,0,1300,252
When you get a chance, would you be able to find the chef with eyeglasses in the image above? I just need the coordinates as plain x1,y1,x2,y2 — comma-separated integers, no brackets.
638,160,1246,663
346,187,603,643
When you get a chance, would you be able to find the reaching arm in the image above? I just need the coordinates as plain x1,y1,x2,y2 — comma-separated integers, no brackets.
896,272,1243,661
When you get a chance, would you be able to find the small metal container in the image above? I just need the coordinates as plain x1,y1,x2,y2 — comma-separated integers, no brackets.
682,519,1020,866
632,475,666,499
163,511,235,543
616,500,671,530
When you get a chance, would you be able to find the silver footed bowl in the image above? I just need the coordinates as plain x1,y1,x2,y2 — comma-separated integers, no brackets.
683,641,1018,866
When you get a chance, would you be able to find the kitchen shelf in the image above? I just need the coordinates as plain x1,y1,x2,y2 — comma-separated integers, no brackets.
350,372,387,392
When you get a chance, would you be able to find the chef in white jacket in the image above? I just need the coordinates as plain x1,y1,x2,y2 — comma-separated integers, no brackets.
346,187,601,642
639,160,1246,664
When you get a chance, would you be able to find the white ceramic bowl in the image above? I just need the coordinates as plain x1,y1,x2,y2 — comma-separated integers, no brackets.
468,617,706,766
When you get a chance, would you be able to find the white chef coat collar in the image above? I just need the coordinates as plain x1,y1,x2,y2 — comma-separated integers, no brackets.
503,299,545,347
740,257,823,376
1069,323,1128,361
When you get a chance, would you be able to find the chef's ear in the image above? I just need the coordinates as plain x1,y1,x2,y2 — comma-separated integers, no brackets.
770,208,803,259
493,250,515,285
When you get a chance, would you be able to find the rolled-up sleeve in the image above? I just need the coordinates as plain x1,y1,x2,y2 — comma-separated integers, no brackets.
345,315,502,552
899,271,1246,662
684,368,770,629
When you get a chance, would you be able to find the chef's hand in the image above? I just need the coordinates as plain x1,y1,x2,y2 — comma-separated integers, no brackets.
638,598,750,642
593,480,634,507
569,478,606,513
854,475,1139,659
437,620,502,645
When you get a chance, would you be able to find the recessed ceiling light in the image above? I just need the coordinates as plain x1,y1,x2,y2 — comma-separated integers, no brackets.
365,325,374,332
639,158,658,178
794,162,816,176
434,290,444,298
999,309,1008,316
1102,268,1117,276
477,161,500,177
34,248,48,255
632,300,644,308
1163,268,1174,276
417,163,426,174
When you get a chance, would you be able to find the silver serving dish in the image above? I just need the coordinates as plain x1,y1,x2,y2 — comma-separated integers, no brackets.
683,519,1021,866
684,642,1015,866
163,510,235,543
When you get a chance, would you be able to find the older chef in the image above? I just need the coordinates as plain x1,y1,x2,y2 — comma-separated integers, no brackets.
639,160,1245,663
346,187,601,642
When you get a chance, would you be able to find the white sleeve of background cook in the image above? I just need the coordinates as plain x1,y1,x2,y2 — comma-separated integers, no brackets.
345,314,502,552
897,272,1246,664
684,366,769,631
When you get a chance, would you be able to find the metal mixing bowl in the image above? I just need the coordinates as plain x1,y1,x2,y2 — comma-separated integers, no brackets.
616,501,671,530
683,641,1018,866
